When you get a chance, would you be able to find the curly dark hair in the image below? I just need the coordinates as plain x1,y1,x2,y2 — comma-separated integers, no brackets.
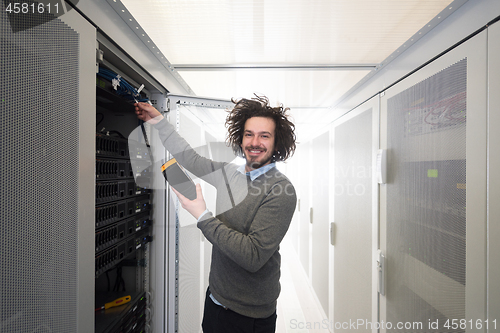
225,95,296,162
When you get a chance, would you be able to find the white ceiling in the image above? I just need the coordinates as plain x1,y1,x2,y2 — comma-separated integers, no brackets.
119,0,456,142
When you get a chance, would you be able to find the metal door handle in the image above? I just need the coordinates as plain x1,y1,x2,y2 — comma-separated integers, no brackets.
377,251,385,296
330,222,335,246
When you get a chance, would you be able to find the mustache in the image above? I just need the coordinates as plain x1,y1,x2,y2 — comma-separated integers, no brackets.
245,146,267,151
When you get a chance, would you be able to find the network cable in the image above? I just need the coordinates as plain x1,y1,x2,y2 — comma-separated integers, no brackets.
97,67,150,103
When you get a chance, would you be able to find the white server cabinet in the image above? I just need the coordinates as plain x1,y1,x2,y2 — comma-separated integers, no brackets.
322,16,500,333
0,5,169,332
0,7,96,333
379,29,488,332
330,97,379,331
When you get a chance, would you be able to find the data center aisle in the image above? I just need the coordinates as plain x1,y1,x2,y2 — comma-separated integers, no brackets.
276,239,330,333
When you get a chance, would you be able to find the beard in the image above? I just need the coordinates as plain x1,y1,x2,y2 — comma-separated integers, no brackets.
243,148,274,171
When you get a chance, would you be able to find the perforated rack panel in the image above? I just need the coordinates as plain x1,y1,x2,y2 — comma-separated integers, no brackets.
386,59,467,326
0,9,81,333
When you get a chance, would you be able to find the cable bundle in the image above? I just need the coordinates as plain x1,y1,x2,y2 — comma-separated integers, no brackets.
97,67,149,103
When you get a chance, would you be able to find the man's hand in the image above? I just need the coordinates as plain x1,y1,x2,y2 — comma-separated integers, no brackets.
171,183,208,220
134,102,164,124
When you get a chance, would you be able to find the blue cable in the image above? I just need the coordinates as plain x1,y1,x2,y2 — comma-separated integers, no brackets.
97,67,149,102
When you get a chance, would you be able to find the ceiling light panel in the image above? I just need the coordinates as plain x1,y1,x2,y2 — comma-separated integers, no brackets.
177,69,371,107
121,0,454,65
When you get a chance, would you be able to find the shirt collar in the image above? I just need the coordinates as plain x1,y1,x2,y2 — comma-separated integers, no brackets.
237,162,276,181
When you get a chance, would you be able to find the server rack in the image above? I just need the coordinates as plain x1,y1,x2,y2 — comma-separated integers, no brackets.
93,40,165,332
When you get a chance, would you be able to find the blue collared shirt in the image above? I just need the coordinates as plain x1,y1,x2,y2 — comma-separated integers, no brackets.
237,162,276,181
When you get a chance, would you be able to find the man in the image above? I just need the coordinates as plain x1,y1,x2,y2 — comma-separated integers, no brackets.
135,95,297,333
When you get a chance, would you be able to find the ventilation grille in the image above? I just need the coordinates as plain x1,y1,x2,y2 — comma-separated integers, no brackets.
0,10,80,333
386,59,467,330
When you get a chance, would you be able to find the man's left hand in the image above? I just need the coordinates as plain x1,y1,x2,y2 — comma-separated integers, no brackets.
171,183,207,220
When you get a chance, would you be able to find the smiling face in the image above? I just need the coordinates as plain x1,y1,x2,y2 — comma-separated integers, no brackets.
241,116,276,172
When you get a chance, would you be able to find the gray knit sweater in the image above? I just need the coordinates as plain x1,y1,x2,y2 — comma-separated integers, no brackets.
154,117,297,318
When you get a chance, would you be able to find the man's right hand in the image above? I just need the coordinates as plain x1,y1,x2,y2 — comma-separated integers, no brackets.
135,102,164,124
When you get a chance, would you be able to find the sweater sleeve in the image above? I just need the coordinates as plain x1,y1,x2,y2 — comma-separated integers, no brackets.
153,117,225,186
197,180,297,273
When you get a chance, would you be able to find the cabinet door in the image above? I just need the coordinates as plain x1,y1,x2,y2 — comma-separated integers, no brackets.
0,8,96,333
332,97,378,331
311,131,330,315
299,142,312,274
487,20,500,327
379,30,487,332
